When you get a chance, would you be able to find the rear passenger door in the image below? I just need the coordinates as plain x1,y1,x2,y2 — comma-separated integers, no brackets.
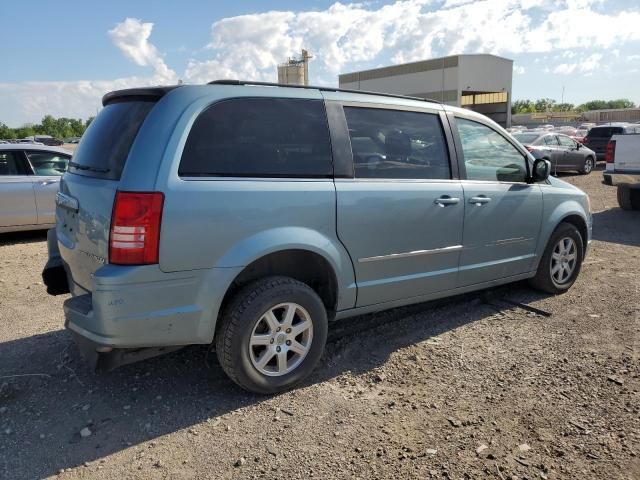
0,150,38,227
25,150,69,224
453,117,543,287
330,102,464,307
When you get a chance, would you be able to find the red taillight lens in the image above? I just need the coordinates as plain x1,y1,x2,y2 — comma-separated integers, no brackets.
109,191,164,265
605,140,616,164
582,137,588,145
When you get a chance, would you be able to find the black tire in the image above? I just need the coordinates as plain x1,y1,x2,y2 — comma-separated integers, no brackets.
617,186,640,210
215,276,328,394
529,222,584,294
579,156,594,175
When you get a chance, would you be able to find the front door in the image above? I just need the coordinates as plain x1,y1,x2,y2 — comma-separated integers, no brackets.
335,105,464,307
0,150,37,227
557,135,582,170
453,117,543,287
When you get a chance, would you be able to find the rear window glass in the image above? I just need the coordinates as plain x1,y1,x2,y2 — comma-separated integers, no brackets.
69,100,155,180
179,98,333,178
512,133,540,144
588,127,623,138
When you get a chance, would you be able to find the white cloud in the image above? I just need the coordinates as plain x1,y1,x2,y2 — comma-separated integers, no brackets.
183,0,640,83
553,53,603,75
514,65,526,74
2,1,640,125
108,18,176,82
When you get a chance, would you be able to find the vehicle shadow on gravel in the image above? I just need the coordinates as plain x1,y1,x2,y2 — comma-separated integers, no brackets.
591,208,640,247
0,230,48,246
0,282,550,479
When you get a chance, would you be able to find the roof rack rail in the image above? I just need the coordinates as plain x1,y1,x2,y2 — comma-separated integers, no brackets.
207,79,442,105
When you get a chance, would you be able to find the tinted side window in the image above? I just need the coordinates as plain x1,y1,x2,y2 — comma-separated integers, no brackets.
179,98,332,178
0,152,21,176
26,151,69,176
343,107,450,179
456,118,527,183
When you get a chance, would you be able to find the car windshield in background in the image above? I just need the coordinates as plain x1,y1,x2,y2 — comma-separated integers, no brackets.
68,100,156,180
588,127,623,138
512,133,540,144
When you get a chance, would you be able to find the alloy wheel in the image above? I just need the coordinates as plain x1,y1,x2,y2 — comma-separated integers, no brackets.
550,237,577,284
249,302,313,377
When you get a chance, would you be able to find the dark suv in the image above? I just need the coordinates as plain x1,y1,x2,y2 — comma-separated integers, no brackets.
583,123,640,161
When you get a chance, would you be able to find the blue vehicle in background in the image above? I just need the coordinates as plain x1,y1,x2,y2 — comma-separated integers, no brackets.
43,81,592,393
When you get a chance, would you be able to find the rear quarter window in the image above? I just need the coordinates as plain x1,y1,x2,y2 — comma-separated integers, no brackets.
69,100,156,180
179,98,333,178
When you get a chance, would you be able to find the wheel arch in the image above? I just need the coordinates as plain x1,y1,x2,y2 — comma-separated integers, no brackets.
535,201,590,272
215,249,341,344
560,214,588,253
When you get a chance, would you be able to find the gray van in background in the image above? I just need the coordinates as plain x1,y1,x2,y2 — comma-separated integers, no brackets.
43,81,591,393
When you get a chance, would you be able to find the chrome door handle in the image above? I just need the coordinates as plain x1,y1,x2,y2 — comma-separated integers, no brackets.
39,180,57,186
469,196,491,206
434,196,460,207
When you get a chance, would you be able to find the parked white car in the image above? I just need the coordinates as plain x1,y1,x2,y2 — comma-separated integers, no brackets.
603,134,640,210
0,144,72,232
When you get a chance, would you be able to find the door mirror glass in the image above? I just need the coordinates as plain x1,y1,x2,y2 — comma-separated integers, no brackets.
532,158,550,182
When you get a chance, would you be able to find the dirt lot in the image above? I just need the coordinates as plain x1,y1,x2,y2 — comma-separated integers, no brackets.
0,165,638,480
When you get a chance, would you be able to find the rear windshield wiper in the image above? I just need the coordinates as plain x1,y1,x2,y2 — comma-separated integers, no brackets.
68,161,111,174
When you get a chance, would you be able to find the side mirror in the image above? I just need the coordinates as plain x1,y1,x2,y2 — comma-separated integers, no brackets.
531,158,551,182
576,143,581,150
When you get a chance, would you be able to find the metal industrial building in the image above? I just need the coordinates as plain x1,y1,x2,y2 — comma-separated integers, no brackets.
339,54,513,127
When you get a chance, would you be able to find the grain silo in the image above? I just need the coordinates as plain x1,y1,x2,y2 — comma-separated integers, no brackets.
277,50,311,85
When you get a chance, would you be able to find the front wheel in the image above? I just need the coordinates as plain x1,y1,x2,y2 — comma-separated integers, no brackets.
215,276,328,394
529,223,584,294
579,156,594,175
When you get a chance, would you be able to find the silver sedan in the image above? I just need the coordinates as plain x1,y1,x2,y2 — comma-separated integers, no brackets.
0,144,72,233
512,131,597,175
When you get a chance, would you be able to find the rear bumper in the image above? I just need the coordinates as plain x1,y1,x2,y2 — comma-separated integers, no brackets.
603,172,640,187
62,263,242,350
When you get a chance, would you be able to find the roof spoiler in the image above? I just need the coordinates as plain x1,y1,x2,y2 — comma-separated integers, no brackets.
102,86,181,106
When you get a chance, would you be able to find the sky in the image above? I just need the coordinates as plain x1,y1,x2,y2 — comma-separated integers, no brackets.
1,0,639,127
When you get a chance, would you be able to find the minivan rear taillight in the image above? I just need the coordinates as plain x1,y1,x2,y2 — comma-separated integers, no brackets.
109,192,164,265
605,140,616,164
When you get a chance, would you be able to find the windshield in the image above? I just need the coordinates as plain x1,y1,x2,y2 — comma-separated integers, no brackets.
69,100,156,180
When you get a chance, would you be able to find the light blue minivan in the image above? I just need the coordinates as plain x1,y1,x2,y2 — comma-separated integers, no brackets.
43,81,591,393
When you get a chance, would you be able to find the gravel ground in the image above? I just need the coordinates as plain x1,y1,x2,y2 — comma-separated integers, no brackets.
0,165,638,480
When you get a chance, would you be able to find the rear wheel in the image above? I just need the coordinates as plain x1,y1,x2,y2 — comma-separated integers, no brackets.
617,186,640,210
579,156,594,175
529,223,584,294
215,276,328,394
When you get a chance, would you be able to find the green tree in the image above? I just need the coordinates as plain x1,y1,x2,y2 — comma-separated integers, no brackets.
534,98,556,113
0,122,13,139
554,103,575,112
